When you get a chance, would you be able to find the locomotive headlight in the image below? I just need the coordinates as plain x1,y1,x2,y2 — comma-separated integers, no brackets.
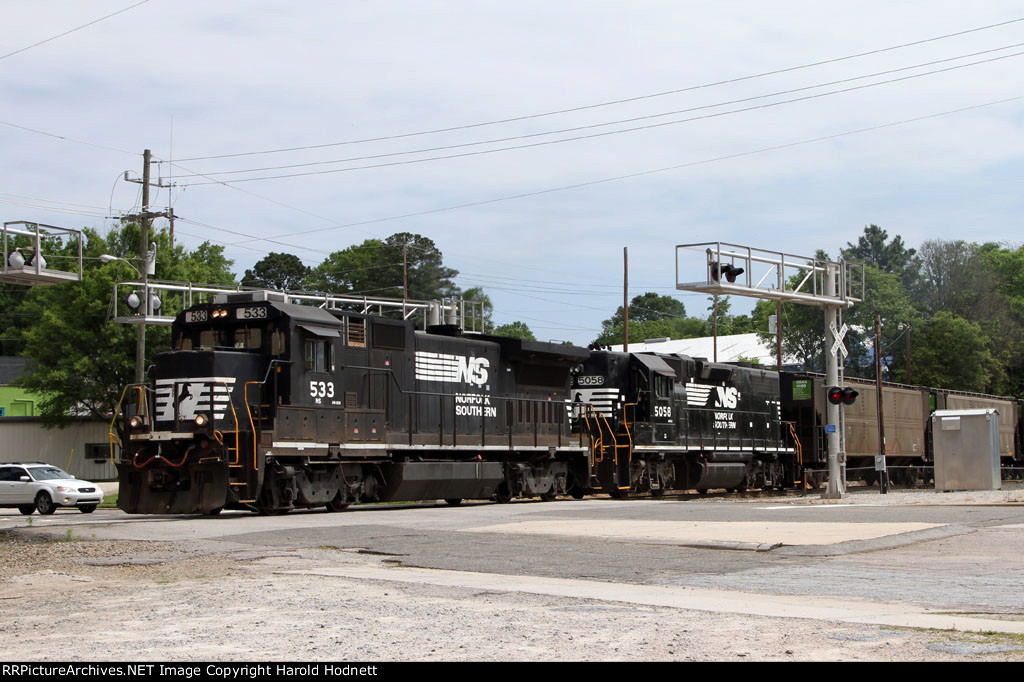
195,414,209,427
128,415,144,430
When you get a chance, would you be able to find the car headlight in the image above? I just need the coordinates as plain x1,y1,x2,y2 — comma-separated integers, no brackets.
56,486,74,493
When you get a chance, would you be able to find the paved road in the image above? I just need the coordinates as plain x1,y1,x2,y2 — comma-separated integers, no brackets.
5,487,1024,634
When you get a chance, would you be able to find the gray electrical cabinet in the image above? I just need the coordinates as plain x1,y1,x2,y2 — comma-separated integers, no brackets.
931,408,1001,491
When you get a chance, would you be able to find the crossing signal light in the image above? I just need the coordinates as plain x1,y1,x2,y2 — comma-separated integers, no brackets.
710,262,744,283
827,386,858,405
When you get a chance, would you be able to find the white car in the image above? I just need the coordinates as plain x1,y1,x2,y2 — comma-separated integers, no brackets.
0,462,104,515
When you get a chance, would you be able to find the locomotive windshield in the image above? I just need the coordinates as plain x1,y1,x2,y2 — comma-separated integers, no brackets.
173,324,284,353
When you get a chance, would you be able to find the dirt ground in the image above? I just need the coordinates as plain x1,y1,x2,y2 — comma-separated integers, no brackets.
2,512,1024,662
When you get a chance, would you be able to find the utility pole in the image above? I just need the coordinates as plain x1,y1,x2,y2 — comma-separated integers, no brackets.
137,149,150,384
875,314,888,494
623,247,629,353
123,149,174,383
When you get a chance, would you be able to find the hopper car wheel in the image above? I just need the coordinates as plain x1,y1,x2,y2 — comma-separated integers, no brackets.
651,488,665,497
444,498,463,506
609,488,630,499
539,491,557,502
568,486,585,500
204,507,222,516
697,489,708,496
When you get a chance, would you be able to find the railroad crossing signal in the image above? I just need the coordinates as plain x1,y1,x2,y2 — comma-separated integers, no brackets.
827,386,859,405
830,321,848,358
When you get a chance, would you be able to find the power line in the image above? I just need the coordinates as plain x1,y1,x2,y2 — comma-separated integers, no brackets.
178,48,1024,186
174,41,1024,181
171,15,1024,162
218,94,1024,248
0,0,154,62
0,119,138,156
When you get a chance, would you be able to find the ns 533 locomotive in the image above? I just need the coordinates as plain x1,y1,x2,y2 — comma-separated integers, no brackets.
114,291,593,514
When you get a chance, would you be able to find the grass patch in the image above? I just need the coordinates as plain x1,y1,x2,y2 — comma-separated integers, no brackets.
99,493,118,509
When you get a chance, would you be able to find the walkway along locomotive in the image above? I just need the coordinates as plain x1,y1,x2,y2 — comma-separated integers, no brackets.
112,291,797,513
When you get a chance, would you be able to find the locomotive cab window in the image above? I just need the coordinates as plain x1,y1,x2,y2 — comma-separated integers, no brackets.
655,375,673,399
234,327,262,349
304,338,334,372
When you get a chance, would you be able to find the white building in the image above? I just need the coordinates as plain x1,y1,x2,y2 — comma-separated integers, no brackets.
611,333,798,367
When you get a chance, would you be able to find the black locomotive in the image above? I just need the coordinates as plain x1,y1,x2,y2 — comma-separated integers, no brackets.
116,291,593,514
113,291,794,514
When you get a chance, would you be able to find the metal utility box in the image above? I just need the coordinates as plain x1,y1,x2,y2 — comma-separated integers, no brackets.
931,409,1001,491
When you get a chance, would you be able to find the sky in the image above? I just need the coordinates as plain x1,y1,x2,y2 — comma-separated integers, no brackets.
2,1,1023,345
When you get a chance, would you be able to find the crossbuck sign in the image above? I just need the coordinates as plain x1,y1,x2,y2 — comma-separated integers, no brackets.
830,321,849,358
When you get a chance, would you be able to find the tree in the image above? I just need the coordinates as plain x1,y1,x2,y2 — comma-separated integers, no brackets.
308,232,458,303
602,292,687,329
15,221,235,423
843,266,919,381
842,224,919,287
241,252,311,291
912,312,994,392
492,321,535,340
460,286,493,332
595,292,698,345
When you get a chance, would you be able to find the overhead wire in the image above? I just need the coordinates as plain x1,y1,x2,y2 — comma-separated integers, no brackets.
174,41,1024,181
0,0,154,63
217,94,1024,248
171,15,1024,162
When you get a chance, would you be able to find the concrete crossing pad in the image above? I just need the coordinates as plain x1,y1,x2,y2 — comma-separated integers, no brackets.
458,519,945,548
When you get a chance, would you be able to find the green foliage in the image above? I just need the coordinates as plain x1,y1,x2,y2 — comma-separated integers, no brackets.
15,222,234,423
307,232,458,302
912,312,994,392
492,321,535,340
460,286,493,332
241,252,311,291
595,292,701,345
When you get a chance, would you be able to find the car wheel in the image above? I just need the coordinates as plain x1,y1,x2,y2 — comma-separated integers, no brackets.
79,505,97,514
18,505,35,515
35,492,56,515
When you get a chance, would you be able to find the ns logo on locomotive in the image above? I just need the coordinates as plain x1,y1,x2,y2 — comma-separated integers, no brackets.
112,290,803,514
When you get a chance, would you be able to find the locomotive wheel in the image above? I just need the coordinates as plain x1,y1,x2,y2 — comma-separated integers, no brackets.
325,496,350,512
609,488,630,499
494,482,512,504
650,488,665,497
539,491,557,502
204,507,223,516
444,498,463,506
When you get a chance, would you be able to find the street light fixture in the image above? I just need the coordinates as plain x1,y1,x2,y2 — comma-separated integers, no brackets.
100,252,158,383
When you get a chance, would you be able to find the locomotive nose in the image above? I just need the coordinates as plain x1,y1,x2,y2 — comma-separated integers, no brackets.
152,350,265,430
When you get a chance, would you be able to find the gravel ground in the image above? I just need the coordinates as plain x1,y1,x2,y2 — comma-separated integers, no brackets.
2,487,1024,662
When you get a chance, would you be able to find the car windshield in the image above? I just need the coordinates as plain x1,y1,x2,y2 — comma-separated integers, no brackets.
28,467,72,480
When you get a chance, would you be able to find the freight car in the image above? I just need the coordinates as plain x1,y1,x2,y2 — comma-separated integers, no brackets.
781,372,1023,485
114,290,591,514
